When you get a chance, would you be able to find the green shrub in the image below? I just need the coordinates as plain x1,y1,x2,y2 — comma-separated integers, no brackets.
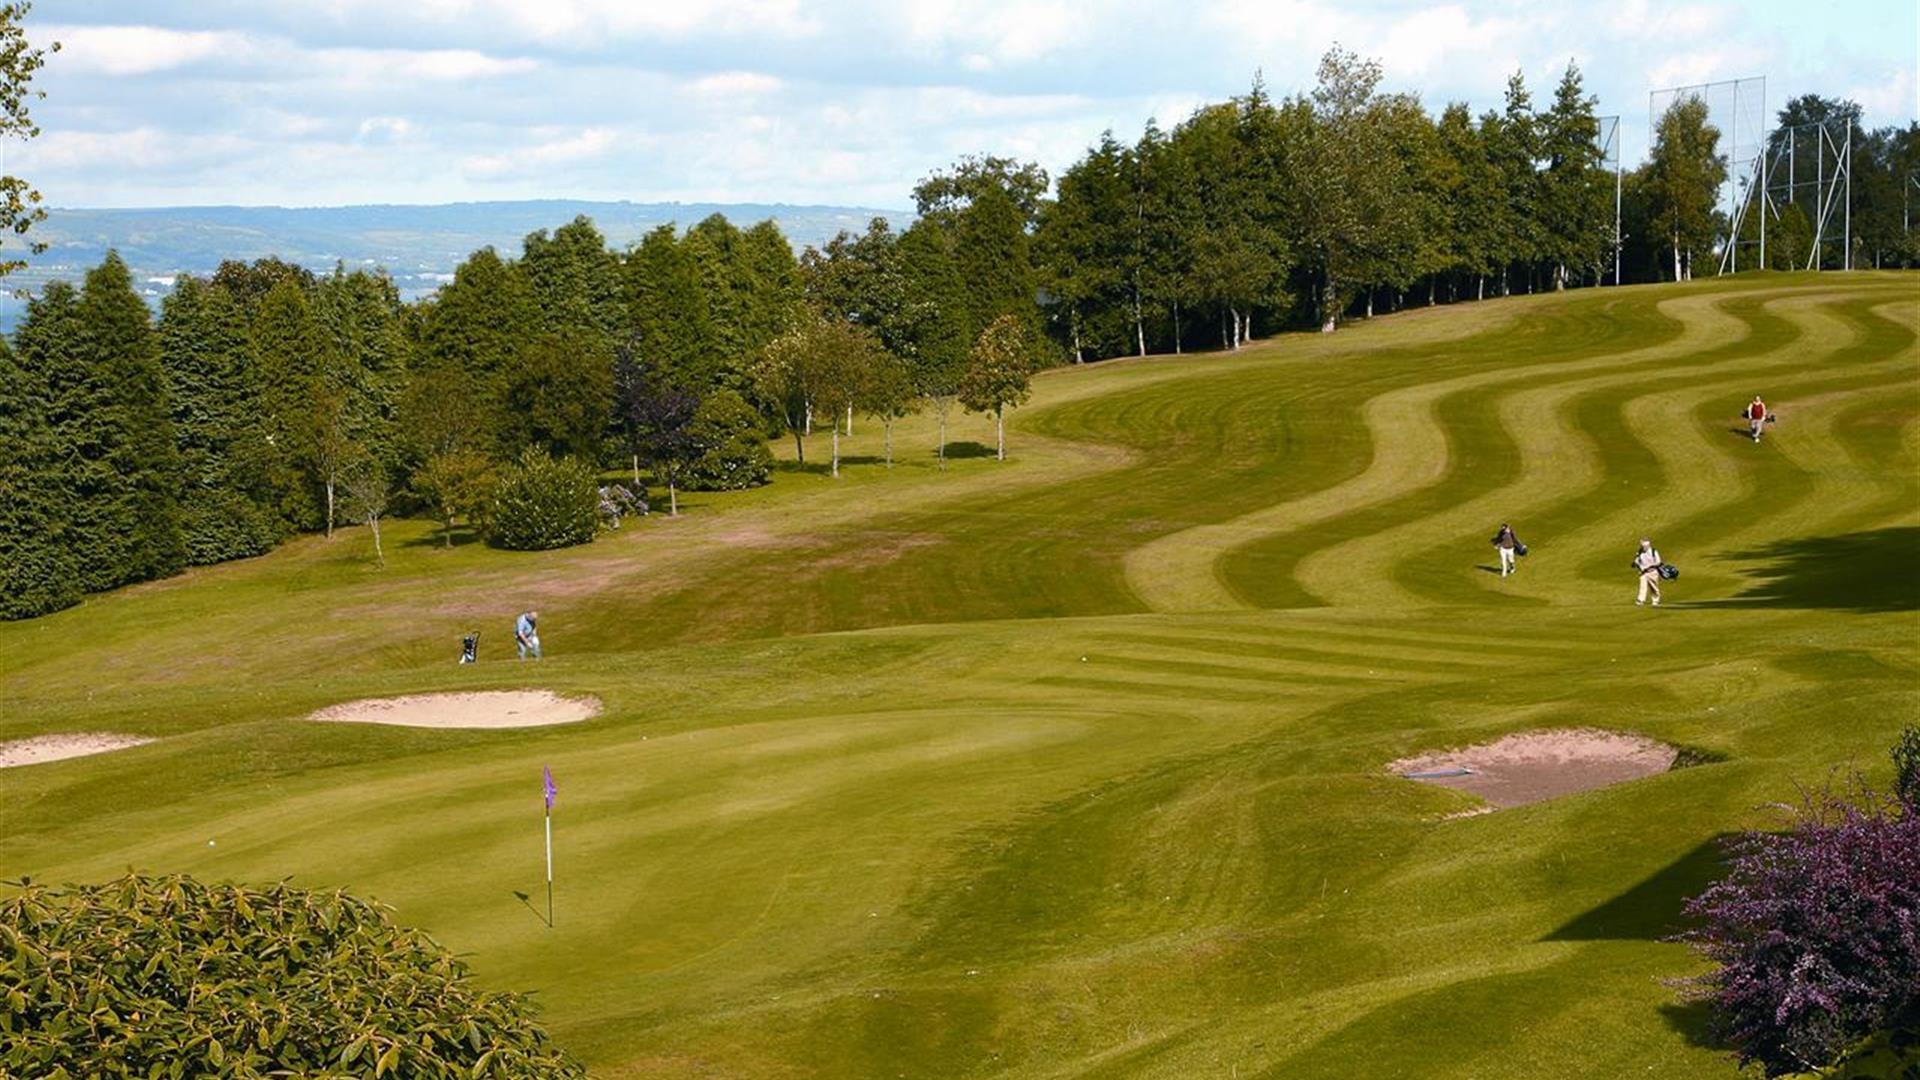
180,488,278,565
681,389,773,491
1895,726,1920,811
0,873,585,1079
485,448,600,551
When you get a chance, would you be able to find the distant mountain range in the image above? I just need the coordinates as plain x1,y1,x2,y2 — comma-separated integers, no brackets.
2,199,909,328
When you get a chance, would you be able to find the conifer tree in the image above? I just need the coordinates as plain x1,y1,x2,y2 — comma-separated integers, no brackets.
159,276,276,563
623,224,719,392
0,331,78,618
522,215,623,343
251,277,335,532
1539,62,1611,288
76,252,185,587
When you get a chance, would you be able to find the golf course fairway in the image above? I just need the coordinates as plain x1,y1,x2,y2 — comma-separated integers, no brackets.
2,271,1915,1077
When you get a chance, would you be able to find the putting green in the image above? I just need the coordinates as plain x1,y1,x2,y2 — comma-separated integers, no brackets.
2,272,1915,1078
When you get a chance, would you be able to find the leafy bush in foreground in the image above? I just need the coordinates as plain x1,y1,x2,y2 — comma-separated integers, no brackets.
0,873,583,1079
1677,785,1920,1077
485,448,599,551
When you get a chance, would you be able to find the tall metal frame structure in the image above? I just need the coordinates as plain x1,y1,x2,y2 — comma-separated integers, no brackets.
1748,118,1853,270
1649,77,1767,274
1597,115,1622,284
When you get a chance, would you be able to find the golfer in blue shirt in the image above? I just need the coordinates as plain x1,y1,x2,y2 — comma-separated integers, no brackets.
515,610,542,660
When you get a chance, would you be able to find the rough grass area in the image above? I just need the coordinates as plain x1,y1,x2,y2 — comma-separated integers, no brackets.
2,272,1915,1078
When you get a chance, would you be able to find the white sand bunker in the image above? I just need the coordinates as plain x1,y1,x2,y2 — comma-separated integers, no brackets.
311,691,601,729
0,733,154,769
1390,728,1678,809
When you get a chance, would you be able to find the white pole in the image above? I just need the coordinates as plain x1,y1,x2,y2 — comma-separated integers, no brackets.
544,809,554,928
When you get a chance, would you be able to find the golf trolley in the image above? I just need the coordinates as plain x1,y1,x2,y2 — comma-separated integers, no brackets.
460,631,480,664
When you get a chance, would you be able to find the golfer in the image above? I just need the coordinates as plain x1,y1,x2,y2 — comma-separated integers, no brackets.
1746,395,1769,442
1491,523,1522,577
515,610,542,660
1632,539,1663,607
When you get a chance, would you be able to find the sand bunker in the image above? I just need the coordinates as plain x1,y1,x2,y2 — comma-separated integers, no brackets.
1390,728,1678,809
0,733,154,769
311,690,601,729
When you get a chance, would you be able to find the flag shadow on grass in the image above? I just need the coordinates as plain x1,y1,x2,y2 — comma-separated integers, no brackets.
1698,526,1920,613
1543,835,1732,943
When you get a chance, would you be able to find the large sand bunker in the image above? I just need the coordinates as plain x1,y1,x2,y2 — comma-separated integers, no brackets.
1390,728,1678,809
311,690,601,729
0,733,155,769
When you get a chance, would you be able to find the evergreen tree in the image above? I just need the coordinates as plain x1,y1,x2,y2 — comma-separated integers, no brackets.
496,330,614,461
683,213,750,365
1538,62,1611,288
522,215,624,343
159,276,276,564
800,218,903,341
421,247,538,385
74,252,186,587
1485,71,1543,293
313,267,409,476
623,224,720,392
251,277,336,532
737,220,803,360
210,258,318,321
894,219,971,466
0,331,78,618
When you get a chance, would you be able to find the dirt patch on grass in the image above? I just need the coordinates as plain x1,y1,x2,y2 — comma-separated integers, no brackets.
0,733,154,769
310,690,601,729
1390,728,1678,809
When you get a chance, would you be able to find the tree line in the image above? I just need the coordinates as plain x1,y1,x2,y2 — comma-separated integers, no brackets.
4,45,1915,620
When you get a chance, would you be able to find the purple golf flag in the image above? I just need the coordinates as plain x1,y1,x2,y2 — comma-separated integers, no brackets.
543,766,557,811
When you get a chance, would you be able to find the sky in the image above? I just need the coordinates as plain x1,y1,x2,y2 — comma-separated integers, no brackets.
15,0,1918,210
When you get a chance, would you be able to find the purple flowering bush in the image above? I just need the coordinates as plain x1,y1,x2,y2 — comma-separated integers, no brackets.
1677,780,1920,1077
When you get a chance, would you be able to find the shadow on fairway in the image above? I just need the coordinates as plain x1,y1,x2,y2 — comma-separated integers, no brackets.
1659,999,1723,1055
1545,835,1731,942
1702,527,1920,613
942,441,996,460
401,526,482,549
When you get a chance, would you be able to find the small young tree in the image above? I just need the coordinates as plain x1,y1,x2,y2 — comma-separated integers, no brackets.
342,462,392,566
959,314,1037,461
616,346,703,515
860,350,919,468
750,327,814,464
306,381,356,539
413,448,495,546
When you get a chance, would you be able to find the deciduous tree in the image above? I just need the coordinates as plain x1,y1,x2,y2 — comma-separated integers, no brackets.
959,314,1038,461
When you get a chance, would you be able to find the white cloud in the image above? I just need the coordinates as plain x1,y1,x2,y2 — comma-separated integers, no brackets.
462,127,616,178
48,25,259,75
688,71,783,99
356,116,417,143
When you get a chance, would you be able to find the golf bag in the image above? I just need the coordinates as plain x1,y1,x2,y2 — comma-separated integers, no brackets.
1658,564,1679,581
1515,543,1529,557
460,631,479,664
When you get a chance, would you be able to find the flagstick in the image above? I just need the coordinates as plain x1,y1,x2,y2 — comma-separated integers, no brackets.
544,805,554,929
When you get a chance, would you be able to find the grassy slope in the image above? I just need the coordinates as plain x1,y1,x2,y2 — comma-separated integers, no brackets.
1,272,1916,1078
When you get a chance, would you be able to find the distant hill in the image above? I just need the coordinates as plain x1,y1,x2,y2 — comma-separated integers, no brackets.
2,199,909,328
